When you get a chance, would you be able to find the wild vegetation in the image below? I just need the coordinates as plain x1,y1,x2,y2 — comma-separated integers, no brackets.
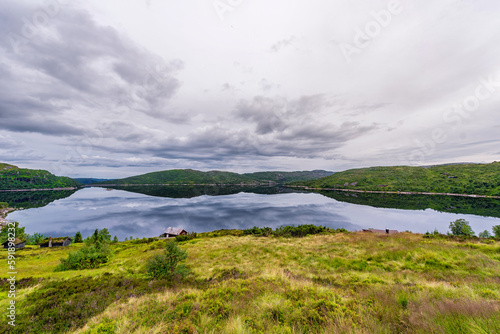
0,163,81,190
96,169,333,186
146,241,190,280
243,224,347,237
1,227,499,333
55,229,113,271
298,162,500,196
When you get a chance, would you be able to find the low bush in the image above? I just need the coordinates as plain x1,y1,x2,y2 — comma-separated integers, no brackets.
146,241,190,280
243,224,345,238
200,229,244,238
130,237,157,244
424,229,447,239
274,224,328,237
55,229,112,271
243,226,272,236
175,232,197,242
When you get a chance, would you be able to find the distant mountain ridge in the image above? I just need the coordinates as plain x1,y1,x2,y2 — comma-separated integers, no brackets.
94,169,334,186
0,163,82,190
297,162,500,197
73,178,112,185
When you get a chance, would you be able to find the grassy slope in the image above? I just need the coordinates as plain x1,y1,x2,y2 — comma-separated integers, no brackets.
98,169,334,185
299,162,500,196
1,232,499,333
0,163,82,191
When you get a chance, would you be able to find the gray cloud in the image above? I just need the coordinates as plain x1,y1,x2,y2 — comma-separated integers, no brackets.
270,36,295,52
0,2,184,137
86,95,378,163
0,0,499,176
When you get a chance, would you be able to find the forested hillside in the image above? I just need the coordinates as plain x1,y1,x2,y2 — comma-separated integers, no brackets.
0,163,81,190
96,169,333,185
298,162,500,196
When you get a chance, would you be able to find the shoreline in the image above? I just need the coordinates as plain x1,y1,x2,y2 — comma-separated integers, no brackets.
87,183,276,187
0,207,16,225
0,187,79,193
0,184,498,199
286,185,500,199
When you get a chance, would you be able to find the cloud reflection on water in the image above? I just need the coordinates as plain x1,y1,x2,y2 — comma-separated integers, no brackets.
8,187,500,241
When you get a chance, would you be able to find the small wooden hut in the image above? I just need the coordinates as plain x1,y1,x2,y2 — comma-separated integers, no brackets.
3,238,25,249
39,236,72,248
160,227,187,238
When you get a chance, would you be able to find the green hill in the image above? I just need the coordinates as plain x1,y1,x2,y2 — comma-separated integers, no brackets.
244,170,334,183
0,163,82,190
96,169,333,185
298,162,500,196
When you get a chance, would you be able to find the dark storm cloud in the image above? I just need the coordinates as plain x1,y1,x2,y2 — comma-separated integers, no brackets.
0,2,183,136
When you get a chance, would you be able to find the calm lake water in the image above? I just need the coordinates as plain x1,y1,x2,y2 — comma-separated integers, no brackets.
6,186,500,240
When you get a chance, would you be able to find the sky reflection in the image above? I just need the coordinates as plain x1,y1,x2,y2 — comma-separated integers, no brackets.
8,187,500,241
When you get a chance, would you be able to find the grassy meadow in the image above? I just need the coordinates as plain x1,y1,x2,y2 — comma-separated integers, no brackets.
1,231,500,333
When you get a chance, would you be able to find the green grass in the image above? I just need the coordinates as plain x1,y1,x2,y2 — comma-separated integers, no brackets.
298,162,500,196
0,232,499,333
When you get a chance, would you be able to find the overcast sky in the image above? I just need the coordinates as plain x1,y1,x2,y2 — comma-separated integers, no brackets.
1,0,499,178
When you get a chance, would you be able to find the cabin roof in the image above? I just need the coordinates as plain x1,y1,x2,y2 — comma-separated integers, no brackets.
163,227,186,235
39,236,72,244
2,238,25,245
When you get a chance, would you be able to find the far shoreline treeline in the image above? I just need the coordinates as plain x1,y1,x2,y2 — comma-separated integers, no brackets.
1,161,499,198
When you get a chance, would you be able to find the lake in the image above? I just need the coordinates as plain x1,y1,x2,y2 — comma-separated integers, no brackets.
5,186,500,240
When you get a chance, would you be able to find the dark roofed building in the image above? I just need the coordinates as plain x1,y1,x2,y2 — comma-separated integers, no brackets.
40,236,72,247
3,238,25,249
161,227,188,238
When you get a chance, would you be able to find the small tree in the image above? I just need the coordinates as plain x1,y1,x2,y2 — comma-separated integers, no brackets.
74,231,83,243
0,222,27,244
493,225,500,238
449,219,475,237
146,241,189,280
99,228,112,242
478,230,491,238
112,235,118,243
26,232,46,245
